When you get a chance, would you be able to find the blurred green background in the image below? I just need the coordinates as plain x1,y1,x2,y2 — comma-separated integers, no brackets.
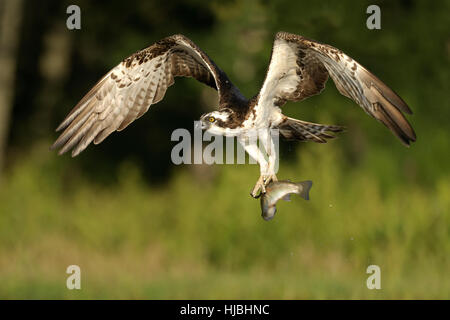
0,0,449,299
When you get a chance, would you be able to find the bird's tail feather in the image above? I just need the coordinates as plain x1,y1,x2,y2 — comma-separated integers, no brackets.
277,117,344,143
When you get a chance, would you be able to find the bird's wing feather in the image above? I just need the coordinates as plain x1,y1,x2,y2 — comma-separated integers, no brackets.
51,34,235,157
258,32,416,146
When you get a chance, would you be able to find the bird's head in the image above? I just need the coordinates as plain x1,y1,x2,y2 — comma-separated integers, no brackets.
199,109,233,135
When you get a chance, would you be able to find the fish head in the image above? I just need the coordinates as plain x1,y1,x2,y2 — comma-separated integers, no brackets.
261,205,276,221
260,194,277,221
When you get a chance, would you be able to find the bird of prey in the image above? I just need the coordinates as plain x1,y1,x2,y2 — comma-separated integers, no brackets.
51,32,416,198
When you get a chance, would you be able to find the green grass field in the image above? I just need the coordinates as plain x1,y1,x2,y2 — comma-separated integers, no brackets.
1,138,448,299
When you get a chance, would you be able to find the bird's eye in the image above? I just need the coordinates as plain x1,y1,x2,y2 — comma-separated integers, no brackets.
208,117,216,123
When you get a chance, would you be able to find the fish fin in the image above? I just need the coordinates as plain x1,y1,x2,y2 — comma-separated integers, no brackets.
282,194,291,201
296,180,313,200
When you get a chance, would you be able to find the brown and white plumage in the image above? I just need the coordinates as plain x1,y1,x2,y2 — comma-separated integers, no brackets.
52,32,415,197
255,32,416,146
51,34,245,157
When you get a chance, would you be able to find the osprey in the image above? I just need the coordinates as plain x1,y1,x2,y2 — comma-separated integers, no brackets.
51,32,416,197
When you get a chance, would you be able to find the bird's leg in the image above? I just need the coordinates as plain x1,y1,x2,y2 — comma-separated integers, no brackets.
251,175,266,198
238,136,270,198
250,173,278,198
250,151,270,198
259,128,279,186
251,161,279,198
263,158,278,186
264,173,278,184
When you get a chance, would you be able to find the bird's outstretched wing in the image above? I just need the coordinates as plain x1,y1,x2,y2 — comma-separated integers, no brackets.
258,32,416,146
52,34,237,157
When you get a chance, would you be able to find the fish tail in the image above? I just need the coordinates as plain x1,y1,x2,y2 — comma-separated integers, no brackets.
296,180,313,200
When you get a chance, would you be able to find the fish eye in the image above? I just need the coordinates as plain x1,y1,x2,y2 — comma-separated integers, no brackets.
208,116,216,123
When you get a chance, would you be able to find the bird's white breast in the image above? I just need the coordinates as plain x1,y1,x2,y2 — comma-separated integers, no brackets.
242,103,284,130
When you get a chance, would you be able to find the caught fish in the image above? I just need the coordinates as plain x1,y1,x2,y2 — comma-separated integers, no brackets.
260,180,312,221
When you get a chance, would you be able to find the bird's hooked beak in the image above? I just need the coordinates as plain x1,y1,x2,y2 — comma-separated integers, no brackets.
195,119,208,130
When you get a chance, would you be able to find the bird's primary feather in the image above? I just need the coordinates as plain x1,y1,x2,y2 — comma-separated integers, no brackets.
256,32,415,146
51,35,244,157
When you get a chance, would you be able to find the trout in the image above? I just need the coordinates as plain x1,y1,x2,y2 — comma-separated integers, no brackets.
260,180,312,221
